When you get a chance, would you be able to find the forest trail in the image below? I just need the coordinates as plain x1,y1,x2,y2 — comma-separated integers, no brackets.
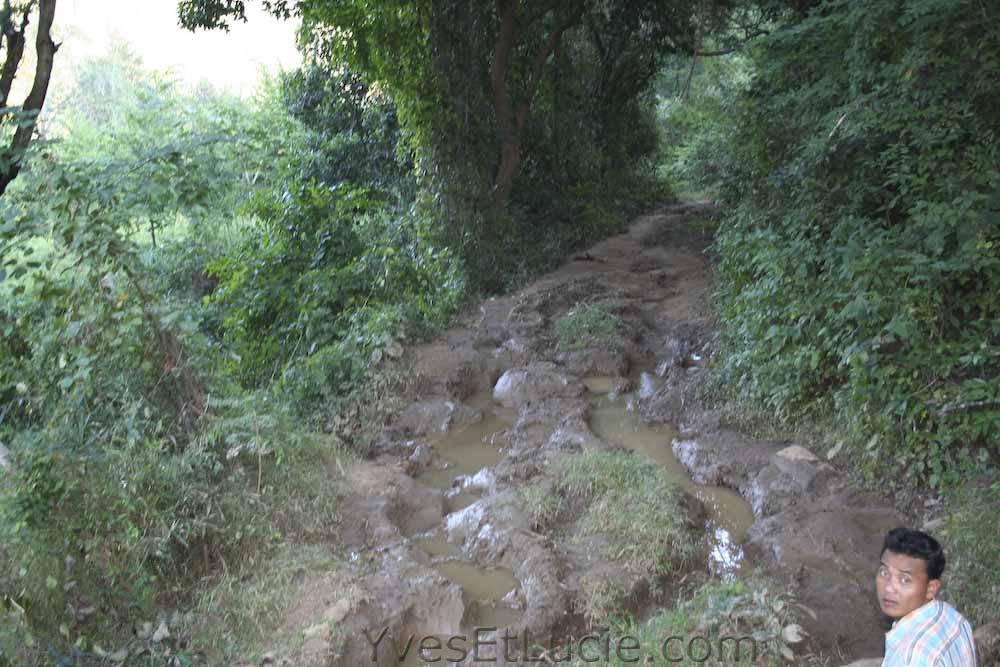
265,204,907,666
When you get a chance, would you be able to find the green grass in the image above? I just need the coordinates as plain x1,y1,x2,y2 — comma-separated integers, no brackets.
554,303,624,352
189,543,342,662
600,578,801,666
520,483,561,531
942,479,1000,627
0,391,348,664
549,451,700,619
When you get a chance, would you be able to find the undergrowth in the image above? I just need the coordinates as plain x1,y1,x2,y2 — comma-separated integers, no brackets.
603,578,808,666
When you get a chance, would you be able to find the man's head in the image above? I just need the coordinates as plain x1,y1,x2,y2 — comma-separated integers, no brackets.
876,526,945,619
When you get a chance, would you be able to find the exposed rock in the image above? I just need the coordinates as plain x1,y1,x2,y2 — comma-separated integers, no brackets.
408,442,434,467
459,468,497,493
476,298,515,346
975,623,1000,666
660,334,691,368
0,443,9,473
324,599,351,624
492,337,533,370
776,444,820,462
556,348,629,377
396,399,483,436
671,438,734,487
492,363,584,408
637,371,660,398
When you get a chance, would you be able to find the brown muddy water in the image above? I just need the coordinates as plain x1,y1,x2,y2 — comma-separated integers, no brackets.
405,379,756,667
587,391,755,575
415,393,515,491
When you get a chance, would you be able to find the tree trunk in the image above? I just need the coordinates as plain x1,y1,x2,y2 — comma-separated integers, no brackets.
493,135,522,206
489,0,586,207
0,5,30,108
0,0,59,198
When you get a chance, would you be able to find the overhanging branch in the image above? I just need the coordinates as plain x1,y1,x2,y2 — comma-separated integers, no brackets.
1,0,58,197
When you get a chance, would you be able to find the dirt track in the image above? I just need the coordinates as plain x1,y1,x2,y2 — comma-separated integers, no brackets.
267,204,909,666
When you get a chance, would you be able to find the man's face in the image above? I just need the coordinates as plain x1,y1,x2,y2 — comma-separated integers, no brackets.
876,549,941,619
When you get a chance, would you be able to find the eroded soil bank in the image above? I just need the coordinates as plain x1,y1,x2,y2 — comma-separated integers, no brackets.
266,204,919,666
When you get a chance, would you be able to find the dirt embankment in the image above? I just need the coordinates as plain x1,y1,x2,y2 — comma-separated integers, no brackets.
267,204,924,666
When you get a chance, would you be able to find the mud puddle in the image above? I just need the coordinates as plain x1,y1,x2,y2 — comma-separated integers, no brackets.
587,392,754,574
393,559,523,666
413,534,461,559
433,561,518,602
416,393,514,491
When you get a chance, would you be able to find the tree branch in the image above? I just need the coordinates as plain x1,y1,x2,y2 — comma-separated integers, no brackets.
491,0,518,139
515,2,586,130
1,0,58,197
936,399,1000,418
0,4,30,108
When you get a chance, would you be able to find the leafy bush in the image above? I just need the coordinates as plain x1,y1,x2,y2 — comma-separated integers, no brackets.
656,53,752,199
0,50,343,662
208,184,464,409
706,0,1000,487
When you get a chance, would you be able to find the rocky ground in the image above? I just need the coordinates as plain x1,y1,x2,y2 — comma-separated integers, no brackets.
257,204,995,666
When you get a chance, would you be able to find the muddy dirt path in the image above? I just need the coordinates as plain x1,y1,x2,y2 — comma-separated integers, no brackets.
271,204,907,666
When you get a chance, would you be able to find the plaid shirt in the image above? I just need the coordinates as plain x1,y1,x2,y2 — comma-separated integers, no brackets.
882,599,977,666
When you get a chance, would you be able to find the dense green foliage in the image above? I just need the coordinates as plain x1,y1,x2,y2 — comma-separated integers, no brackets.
1,0,690,652
684,0,1000,487
10,0,1000,661
182,0,694,291
0,47,420,661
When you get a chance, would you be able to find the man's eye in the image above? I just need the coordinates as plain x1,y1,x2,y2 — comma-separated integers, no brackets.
900,577,910,585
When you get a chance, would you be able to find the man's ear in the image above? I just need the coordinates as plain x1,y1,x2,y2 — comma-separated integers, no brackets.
926,579,942,600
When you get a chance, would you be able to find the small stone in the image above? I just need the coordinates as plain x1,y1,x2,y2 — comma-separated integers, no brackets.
922,517,944,532
323,598,351,624
303,623,329,639
638,372,660,398
152,621,170,643
260,651,276,665
409,443,434,467
776,445,819,462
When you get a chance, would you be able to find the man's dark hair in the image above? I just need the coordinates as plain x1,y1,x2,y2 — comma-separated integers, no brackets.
881,527,946,580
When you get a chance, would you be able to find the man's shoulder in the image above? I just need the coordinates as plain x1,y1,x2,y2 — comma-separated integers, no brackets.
929,600,977,665
936,600,973,630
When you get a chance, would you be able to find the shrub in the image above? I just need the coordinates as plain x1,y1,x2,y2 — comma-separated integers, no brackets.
704,0,1000,487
